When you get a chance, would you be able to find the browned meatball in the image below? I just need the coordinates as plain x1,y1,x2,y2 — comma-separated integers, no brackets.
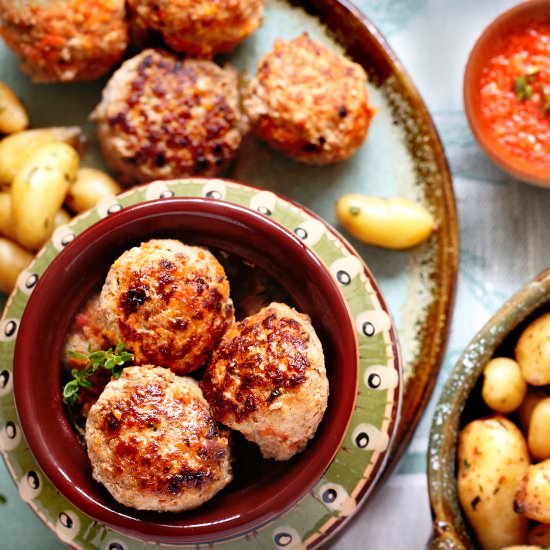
128,0,264,58
86,366,232,511
243,33,375,164
98,239,234,375
92,49,245,184
201,302,329,460
0,0,128,83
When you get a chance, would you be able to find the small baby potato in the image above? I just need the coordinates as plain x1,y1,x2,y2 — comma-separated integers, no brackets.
515,459,550,524
0,238,32,294
457,416,529,550
515,313,550,386
11,143,79,250
481,358,527,413
528,397,550,461
528,523,550,546
66,168,122,213
519,391,547,432
0,82,29,134
0,126,83,185
336,194,435,250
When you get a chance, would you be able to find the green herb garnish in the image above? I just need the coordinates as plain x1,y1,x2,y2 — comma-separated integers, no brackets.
62,343,134,406
514,67,540,101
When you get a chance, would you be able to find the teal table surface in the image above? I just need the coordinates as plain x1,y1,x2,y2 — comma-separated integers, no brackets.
2,1,550,549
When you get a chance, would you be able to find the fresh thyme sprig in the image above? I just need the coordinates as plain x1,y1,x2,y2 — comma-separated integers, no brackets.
62,343,134,406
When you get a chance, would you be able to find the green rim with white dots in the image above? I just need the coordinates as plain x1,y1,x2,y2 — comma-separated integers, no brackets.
0,178,401,550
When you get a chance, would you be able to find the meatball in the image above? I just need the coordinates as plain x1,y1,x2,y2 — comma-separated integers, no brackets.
0,0,128,83
201,302,328,460
243,33,375,164
86,366,232,511
98,239,234,375
64,292,113,418
92,49,245,184
128,0,264,58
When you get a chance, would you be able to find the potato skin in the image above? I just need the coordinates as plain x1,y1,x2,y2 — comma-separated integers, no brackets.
66,168,122,213
457,417,529,550
515,312,550,386
518,391,547,432
481,357,527,414
0,127,83,185
336,194,435,250
0,82,29,134
515,459,550,524
11,143,79,250
528,397,550,461
0,237,32,294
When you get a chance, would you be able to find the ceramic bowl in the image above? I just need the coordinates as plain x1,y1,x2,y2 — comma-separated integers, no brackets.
463,0,550,187
428,268,550,549
13,195,364,544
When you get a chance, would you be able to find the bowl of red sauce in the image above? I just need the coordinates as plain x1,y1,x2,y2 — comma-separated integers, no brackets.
464,0,550,187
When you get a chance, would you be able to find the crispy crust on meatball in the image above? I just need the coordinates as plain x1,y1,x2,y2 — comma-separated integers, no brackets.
92,49,245,184
128,0,264,58
243,33,375,164
201,302,328,460
0,0,128,82
86,366,232,511
98,239,234,375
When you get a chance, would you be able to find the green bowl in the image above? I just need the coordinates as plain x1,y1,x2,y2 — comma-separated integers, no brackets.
428,267,550,549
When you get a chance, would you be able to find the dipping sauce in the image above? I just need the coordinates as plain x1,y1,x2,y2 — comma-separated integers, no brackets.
479,19,550,167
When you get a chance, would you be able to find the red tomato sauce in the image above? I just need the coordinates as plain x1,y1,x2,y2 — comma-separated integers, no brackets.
479,19,550,166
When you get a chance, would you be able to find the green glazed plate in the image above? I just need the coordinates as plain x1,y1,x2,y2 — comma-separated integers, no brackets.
0,178,401,549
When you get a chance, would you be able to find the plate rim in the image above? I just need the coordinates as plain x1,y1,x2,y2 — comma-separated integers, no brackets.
1,177,402,549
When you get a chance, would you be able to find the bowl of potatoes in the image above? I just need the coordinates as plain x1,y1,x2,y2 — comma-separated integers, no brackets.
428,267,550,550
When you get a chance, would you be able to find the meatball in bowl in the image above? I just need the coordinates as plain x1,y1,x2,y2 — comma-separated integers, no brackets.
13,192,366,544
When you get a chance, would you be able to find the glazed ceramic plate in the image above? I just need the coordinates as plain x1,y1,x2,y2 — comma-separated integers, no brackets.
0,0,457,480
0,0,458,545
0,177,402,549
428,267,550,549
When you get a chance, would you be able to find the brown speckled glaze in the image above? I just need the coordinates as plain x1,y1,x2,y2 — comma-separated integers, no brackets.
428,268,550,549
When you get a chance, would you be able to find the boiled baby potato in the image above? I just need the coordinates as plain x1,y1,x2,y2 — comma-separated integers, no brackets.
528,397,550,461
0,238,32,294
0,82,29,134
11,143,79,250
0,126,83,185
515,460,550,524
528,523,550,547
519,391,547,432
66,168,122,213
336,194,435,249
457,416,530,550
516,313,550,386
481,357,527,413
